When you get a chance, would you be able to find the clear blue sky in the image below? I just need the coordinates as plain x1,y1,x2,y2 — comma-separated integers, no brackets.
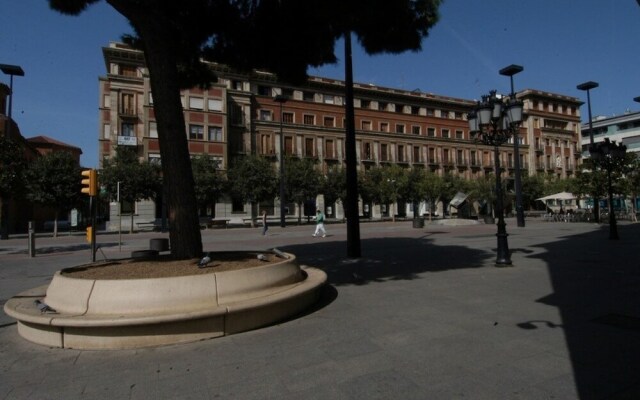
2,1,640,168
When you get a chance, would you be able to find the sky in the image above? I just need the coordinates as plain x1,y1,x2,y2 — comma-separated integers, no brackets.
2,0,640,168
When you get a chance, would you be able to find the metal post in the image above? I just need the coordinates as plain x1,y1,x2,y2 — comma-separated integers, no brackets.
577,81,599,222
499,64,525,227
607,166,618,240
494,145,512,266
28,221,35,257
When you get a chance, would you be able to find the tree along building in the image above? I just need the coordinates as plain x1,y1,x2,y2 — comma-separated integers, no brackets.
98,42,583,229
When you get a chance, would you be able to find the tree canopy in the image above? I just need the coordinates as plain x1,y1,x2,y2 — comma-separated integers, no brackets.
49,0,443,259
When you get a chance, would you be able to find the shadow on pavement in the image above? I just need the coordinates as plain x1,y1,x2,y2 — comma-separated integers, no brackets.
523,223,640,399
282,235,494,286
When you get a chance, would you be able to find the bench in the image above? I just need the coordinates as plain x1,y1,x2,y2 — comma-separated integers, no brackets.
199,218,230,229
136,221,158,231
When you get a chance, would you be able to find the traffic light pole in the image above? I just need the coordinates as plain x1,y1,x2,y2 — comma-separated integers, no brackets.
90,196,97,262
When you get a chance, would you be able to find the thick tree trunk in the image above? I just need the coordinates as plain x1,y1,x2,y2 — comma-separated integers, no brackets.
116,7,203,259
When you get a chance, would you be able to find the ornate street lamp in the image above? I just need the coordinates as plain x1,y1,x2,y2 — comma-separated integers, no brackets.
589,138,626,240
577,81,600,222
468,90,524,266
274,94,288,228
499,64,525,227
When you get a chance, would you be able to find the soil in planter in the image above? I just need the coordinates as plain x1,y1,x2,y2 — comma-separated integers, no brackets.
62,252,279,280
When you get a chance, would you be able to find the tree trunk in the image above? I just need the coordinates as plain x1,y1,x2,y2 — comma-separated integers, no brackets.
119,9,202,259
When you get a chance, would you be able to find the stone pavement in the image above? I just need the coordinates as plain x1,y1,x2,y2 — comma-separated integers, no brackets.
1,219,639,399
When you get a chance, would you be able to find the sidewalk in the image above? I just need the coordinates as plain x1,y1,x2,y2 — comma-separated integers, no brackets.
1,219,639,399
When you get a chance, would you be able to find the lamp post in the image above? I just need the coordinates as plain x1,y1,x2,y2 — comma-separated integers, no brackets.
499,64,525,227
577,81,599,222
274,94,288,228
468,90,524,266
589,138,626,239
0,64,25,140
0,64,24,241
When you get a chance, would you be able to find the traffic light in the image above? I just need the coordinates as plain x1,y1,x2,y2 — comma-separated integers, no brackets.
86,226,93,244
81,169,98,196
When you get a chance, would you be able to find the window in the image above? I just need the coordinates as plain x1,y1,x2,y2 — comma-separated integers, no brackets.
258,85,271,96
303,114,315,125
364,143,372,160
471,151,477,166
305,138,314,157
361,120,372,130
412,125,421,135
395,104,404,113
455,112,463,120
426,108,435,116
120,65,137,77
323,95,335,104
208,126,223,141
189,124,204,140
440,110,450,119
398,145,405,162
148,154,161,166
411,106,420,115
103,123,111,140
207,99,223,112
259,110,272,121
280,112,293,124
149,122,157,138
441,129,450,138
285,136,294,155
457,150,464,164
380,122,389,132
428,148,436,163
229,104,243,125
324,116,335,127
361,99,371,109
121,122,134,137
395,124,405,134
325,139,335,159
378,102,388,111
232,80,243,90
189,97,204,110
232,198,245,213
380,144,388,161
260,134,272,155
303,91,314,101
413,146,421,162
455,130,463,139
427,127,436,137
121,93,135,115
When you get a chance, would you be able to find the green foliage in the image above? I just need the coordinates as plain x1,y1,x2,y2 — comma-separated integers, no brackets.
227,155,277,204
25,151,82,212
322,166,347,206
0,136,26,198
100,147,161,204
191,155,227,214
520,174,545,210
283,156,321,206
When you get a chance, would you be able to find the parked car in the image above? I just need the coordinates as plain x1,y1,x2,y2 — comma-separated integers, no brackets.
43,220,71,232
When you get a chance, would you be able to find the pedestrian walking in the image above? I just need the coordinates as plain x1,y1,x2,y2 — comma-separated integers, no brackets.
261,210,268,235
313,209,326,237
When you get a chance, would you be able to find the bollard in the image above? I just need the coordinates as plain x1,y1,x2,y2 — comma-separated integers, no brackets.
28,221,35,257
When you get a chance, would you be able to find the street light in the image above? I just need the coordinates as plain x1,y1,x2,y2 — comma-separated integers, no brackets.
274,94,288,228
0,64,25,140
499,64,525,228
468,90,524,266
577,81,600,222
589,138,626,240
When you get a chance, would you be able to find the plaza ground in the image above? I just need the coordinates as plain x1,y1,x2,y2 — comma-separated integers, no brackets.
1,218,639,399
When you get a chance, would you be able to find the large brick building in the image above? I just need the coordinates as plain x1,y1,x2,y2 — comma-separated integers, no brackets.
98,42,583,226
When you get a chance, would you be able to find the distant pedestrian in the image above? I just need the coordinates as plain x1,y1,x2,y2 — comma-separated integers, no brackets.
313,209,326,237
261,210,268,235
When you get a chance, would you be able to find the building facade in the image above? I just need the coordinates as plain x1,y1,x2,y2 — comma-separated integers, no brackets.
98,42,583,227
580,111,640,157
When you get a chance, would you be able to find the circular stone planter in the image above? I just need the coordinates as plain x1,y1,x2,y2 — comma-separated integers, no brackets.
4,251,326,350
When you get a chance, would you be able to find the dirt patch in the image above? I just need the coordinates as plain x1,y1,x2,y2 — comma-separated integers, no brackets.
62,252,280,280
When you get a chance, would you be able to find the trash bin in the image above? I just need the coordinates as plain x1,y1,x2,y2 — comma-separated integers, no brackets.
412,217,425,228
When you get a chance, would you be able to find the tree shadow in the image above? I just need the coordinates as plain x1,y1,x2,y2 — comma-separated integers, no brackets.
520,223,640,399
282,235,493,286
